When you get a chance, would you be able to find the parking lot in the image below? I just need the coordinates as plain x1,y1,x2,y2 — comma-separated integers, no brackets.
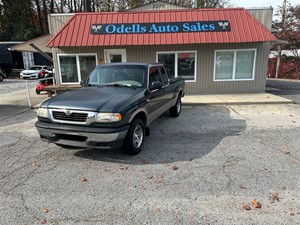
0,79,300,225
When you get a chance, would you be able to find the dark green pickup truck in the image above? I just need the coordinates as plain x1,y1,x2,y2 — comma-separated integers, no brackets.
35,62,185,155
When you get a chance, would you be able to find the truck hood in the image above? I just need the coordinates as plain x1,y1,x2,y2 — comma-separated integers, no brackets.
41,86,144,112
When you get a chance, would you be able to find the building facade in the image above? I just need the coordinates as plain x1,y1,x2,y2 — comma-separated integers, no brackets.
47,3,276,94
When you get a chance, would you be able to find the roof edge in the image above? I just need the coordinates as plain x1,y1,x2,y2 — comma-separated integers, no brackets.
47,14,77,47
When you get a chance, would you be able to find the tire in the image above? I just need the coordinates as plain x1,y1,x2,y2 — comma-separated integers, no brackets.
169,94,182,117
0,74,3,82
36,89,40,95
122,118,145,155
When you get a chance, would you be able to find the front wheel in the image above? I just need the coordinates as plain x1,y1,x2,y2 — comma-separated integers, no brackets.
122,118,145,155
169,95,182,117
36,89,40,95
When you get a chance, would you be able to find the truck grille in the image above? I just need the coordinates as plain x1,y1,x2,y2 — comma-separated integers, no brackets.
52,111,88,122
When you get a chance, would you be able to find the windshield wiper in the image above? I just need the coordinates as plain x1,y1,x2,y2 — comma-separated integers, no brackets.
99,82,142,89
105,83,135,88
86,84,104,87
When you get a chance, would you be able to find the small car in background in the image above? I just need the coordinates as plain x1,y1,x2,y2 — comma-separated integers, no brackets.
20,65,53,79
35,73,54,94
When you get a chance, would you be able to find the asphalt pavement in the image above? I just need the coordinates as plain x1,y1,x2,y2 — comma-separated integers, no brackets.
0,79,48,121
266,78,300,104
0,78,299,225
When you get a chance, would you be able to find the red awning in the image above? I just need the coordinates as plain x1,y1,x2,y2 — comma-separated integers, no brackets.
47,8,276,47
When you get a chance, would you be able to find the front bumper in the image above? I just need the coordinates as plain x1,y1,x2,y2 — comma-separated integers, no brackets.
20,74,38,79
35,121,130,149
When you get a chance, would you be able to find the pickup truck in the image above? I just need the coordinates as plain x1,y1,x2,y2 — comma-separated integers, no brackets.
35,62,185,155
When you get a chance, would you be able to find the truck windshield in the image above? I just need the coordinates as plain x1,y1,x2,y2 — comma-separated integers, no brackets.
86,65,146,88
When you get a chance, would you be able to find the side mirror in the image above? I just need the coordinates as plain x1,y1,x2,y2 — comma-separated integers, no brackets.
80,80,85,87
150,81,162,91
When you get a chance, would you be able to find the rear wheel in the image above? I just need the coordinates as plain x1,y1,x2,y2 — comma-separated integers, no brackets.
169,94,182,117
36,89,40,95
122,118,145,155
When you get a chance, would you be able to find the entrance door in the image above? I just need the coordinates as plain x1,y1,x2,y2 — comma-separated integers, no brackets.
104,49,126,63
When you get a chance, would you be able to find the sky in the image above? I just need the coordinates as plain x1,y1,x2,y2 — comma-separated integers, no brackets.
231,0,299,9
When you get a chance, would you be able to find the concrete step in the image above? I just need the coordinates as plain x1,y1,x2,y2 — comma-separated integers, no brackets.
8,69,22,78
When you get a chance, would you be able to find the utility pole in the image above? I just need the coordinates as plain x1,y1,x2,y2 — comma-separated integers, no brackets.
275,0,287,79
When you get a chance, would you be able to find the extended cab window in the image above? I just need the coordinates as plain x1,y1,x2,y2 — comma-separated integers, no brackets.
149,66,162,85
159,66,169,86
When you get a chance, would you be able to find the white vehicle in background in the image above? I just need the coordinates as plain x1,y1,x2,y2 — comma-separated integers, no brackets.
20,65,53,79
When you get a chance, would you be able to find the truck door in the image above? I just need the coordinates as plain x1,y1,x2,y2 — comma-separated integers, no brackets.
158,65,174,104
147,66,165,122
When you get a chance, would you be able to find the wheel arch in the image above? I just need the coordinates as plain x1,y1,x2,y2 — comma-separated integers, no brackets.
177,88,184,98
128,109,148,127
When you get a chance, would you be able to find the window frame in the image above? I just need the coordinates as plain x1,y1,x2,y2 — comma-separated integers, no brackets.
156,51,197,82
57,53,98,84
213,49,257,81
158,65,170,87
104,49,126,63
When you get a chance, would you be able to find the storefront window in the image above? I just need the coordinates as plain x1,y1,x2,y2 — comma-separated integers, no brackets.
58,54,97,84
79,55,96,81
157,53,175,78
157,51,196,82
178,52,195,81
59,56,78,83
215,52,234,80
235,51,255,79
214,49,256,81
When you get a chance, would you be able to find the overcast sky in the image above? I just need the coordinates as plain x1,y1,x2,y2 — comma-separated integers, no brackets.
231,0,299,9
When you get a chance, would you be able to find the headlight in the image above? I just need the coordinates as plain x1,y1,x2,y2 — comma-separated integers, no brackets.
95,113,122,122
37,108,48,118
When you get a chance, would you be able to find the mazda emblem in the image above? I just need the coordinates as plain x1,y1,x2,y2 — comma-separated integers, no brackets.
65,110,72,116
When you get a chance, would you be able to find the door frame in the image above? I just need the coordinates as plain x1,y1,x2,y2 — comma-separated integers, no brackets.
104,49,127,63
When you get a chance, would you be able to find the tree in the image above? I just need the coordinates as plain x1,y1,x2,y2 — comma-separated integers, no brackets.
95,0,231,11
193,0,231,8
0,0,232,41
273,2,300,78
0,0,43,41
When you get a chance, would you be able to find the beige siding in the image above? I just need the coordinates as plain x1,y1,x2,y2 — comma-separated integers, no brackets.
247,8,273,31
52,42,270,94
129,1,187,11
48,14,74,34
126,43,269,94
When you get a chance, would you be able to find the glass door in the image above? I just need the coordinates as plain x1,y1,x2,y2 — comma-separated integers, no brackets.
104,49,127,63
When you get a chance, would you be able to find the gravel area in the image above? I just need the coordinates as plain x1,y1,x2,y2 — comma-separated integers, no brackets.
0,79,38,96
0,79,38,95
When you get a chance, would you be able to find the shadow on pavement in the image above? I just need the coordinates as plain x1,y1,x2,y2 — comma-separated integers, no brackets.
0,104,31,121
0,106,37,125
266,79,300,104
74,105,247,165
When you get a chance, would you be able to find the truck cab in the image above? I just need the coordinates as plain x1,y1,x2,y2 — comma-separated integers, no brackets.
35,63,185,155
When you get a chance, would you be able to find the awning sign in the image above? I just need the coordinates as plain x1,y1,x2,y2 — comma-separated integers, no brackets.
91,21,230,34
